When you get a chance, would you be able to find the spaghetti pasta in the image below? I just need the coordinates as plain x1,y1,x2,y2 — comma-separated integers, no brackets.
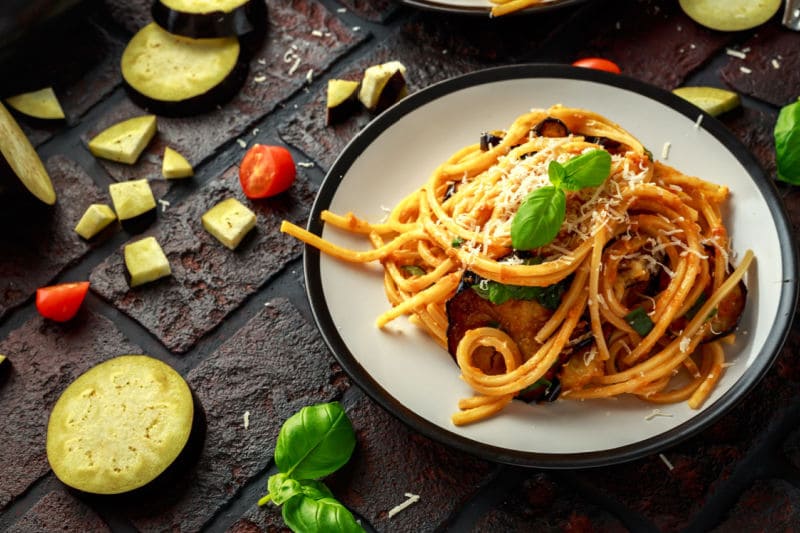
281,105,752,426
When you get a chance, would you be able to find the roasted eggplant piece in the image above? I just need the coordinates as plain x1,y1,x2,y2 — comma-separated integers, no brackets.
202,197,256,250
0,101,56,215
5,87,65,120
152,0,266,38
670,277,748,343
121,22,247,116
326,79,360,126
446,271,554,372
74,204,117,240
109,179,157,234
358,61,408,113
46,355,196,495
479,130,505,151
532,117,570,138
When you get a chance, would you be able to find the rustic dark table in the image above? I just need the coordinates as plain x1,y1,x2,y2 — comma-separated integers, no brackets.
2,0,800,531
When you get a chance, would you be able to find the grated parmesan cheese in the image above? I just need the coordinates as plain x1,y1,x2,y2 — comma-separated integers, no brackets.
243,410,250,429
679,336,691,353
772,58,781,69
725,48,746,59
739,66,752,74
236,138,247,149
661,141,671,160
694,114,703,129
387,493,420,518
659,453,674,471
158,199,170,212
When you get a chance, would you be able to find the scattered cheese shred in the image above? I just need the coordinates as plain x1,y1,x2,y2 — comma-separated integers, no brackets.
243,410,250,429
661,141,671,160
158,199,170,212
739,66,752,74
388,493,420,518
644,408,674,421
694,114,703,129
725,48,747,59
297,161,315,168
237,138,247,149
659,453,674,471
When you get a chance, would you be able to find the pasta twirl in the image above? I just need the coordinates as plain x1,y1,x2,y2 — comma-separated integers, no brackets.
281,105,752,426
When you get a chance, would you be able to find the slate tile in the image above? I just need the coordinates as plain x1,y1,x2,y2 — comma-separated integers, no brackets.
89,165,316,353
278,32,484,170
472,472,627,532
232,391,496,532
102,0,151,34
573,354,800,532
720,24,800,107
0,155,106,320
0,311,142,510
718,106,777,178
337,0,398,23
711,479,800,532
86,0,366,184
6,489,111,533
124,299,349,532
545,0,732,90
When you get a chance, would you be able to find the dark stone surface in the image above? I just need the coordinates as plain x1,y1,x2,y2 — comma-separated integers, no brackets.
337,0,398,23
86,0,367,184
719,105,778,178
472,472,628,532
0,155,105,320
232,390,497,532
102,0,151,34
6,489,112,533
124,298,349,532
90,165,316,353
0,311,141,510
712,479,800,532
720,24,800,108
561,0,732,90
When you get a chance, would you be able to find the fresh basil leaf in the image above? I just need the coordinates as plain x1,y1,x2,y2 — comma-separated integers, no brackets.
452,236,464,248
624,307,654,336
471,275,567,310
266,474,334,505
643,148,654,162
511,186,566,250
274,402,356,480
402,265,426,276
547,160,566,188
775,98,800,185
536,279,568,311
282,495,365,533
559,149,612,191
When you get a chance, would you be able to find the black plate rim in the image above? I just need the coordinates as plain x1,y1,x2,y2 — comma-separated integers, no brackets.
303,63,799,468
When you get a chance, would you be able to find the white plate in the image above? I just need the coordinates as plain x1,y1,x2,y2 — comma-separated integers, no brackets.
304,65,798,467
396,0,587,15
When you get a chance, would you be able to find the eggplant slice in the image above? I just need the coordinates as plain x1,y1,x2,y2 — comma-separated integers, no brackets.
0,101,56,212
152,0,267,39
121,22,248,116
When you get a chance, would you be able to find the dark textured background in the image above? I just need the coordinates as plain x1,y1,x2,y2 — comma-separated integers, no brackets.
1,0,799,531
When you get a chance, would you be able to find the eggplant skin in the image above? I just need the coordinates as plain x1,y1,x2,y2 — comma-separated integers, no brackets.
532,117,570,138
152,0,267,39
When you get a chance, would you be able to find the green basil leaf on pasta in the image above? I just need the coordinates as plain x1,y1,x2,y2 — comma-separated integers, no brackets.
274,402,356,480
559,149,612,190
511,185,566,250
547,160,566,188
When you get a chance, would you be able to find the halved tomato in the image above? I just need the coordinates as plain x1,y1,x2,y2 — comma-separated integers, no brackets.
239,144,297,199
572,58,622,74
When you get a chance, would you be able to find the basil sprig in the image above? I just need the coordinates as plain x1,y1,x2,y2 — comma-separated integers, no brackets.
511,149,612,250
259,402,363,533
775,97,800,185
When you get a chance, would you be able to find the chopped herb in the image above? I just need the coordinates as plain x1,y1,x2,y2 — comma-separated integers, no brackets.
451,237,464,248
625,307,654,336
401,265,426,276
471,275,568,310
644,147,654,161
684,293,707,320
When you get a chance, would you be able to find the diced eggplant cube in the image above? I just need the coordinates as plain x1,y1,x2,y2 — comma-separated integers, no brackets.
88,115,157,164
124,236,171,287
202,197,256,250
109,179,157,233
74,204,117,239
326,79,359,125
358,61,408,113
162,147,193,179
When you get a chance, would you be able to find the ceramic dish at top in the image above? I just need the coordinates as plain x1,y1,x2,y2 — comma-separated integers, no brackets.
396,0,589,15
303,64,798,468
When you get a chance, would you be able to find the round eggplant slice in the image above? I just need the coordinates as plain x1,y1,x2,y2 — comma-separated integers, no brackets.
0,101,56,209
152,0,266,38
46,355,196,495
121,22,246,116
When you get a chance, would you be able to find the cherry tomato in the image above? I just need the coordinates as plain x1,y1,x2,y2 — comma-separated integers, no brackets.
36,281,90,322
239,144,297,199
572,58,621,74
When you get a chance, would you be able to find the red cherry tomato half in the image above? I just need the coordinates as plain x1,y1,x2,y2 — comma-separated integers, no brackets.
572,58,621,74
36,281,90,322
239,144,297,199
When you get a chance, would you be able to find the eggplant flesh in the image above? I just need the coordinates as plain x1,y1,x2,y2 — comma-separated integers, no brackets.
532,117,570,138
152,0,267,38
670,277,748,343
